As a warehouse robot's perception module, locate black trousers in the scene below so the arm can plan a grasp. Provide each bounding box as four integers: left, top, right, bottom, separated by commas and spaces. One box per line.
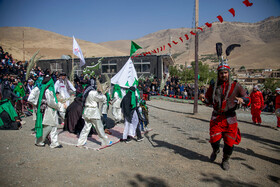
211, 138, 234, 156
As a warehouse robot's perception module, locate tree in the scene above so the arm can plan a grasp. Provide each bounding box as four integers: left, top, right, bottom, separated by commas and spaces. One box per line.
264, 78, 280, 92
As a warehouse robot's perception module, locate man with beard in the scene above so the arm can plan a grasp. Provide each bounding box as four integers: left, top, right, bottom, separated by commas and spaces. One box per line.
54, 73, 76, 107
201, 60, 249, 170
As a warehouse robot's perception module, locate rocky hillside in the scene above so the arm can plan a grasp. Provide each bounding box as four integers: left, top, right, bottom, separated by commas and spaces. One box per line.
0, 27, 126, 61
100, 16, 280, 69
0, 16, 279, 69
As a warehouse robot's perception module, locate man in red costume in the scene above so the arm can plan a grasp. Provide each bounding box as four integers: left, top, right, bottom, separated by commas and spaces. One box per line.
201, 61, 250, 170
250, 86, 264, 125
275, 88, 280, 128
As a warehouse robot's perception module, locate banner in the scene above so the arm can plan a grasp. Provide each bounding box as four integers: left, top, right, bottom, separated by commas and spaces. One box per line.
73, 36, 86, 67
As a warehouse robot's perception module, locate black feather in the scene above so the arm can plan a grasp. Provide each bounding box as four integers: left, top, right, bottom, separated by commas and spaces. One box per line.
216, 43, 223, 57
226, 44, 241, 56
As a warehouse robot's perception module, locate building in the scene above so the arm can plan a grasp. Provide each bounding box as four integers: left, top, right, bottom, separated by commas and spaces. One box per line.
37, 55, 174, 80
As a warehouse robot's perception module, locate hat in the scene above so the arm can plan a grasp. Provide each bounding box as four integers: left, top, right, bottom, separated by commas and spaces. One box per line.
60, 72, 66, 76
253, 85, 259, 91
276, 88, 280, 94
28, 79, 34, 83
217, 60, 230, 71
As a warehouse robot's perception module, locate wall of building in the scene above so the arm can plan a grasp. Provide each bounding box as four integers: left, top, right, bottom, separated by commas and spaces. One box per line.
37, 55, 169, 79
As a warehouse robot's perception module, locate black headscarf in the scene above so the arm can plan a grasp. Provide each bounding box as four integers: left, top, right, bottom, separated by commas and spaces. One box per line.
120, 86, 138, 123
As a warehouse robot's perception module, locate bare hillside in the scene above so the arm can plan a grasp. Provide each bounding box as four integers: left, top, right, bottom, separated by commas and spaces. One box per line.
0, 27, 126, 61
100, 16, 280, 69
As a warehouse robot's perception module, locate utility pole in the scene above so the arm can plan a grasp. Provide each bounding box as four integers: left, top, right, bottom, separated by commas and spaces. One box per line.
22, 30, 25, 62
169, 35, 172, 55
193, 0, 199, 114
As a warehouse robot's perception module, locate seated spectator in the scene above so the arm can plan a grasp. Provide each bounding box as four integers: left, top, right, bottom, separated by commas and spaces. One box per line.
0, 93, 24, 130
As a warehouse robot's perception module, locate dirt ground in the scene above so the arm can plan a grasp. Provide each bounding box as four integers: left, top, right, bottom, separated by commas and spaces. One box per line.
0, 99, 279, 187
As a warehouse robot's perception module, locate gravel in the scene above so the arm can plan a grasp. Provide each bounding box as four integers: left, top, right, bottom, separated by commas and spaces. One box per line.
0, 99, 279, 186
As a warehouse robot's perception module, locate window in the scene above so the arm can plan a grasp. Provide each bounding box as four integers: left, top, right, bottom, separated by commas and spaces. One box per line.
102, 60, 117, 74
134, 60, 150, 73
74, 64, 83, 75
50, 63, 63, 73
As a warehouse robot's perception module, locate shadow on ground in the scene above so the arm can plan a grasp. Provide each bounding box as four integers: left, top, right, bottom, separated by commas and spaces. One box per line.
199, 173, 258, 187
128, 174, 169, 187
146, 133, 209, 162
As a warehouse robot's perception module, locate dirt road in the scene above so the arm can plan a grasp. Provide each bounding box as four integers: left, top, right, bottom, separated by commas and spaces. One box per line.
0, 100, 279, 186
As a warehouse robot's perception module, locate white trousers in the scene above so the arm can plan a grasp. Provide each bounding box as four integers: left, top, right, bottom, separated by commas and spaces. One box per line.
112, 107, 122, 122
123, 110, 139, 139
36, 125, 60, 148
77, 119, 110, 146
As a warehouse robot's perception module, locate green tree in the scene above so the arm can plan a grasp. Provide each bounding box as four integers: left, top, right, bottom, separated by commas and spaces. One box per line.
264, 78, 280, 92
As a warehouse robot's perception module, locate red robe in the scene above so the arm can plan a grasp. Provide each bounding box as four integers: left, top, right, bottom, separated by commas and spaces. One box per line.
250, 91, 264, 124
276, 94, 280, 127
205, 81, 249, 147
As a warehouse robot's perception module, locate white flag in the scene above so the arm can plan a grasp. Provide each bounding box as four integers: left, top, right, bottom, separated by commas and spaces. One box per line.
111, 58, 138, 88
73, 36, 86, 67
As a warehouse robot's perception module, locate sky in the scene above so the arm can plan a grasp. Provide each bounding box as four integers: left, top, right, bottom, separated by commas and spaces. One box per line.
0, 0, 280, 43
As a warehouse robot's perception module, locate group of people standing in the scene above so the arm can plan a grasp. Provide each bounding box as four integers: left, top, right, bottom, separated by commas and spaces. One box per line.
25, 71, 150, 148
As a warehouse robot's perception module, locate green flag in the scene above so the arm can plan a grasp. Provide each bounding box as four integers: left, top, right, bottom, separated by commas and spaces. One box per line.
130, 41, 142, 56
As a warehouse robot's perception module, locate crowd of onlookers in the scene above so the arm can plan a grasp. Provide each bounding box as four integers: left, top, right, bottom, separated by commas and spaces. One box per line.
0, 45, 278, 115
138, 75, 206, 100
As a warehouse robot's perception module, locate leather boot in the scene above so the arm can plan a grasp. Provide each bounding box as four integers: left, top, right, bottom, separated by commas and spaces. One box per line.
221, 154, 230, 170
210, 149, 220, 162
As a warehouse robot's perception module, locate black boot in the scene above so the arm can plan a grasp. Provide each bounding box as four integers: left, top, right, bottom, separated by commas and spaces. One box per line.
221, 154, 230, 170
210, 149, 220, 162
210, 140, 221, 162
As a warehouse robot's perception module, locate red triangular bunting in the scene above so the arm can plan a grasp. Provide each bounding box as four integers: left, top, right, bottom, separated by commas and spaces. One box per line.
168, 43, 172, 48
157, 48, 159, 53
152, 49, 157, 53
217, 15, 223, 23
147, 51, 151, 55
190, 31, 196, 35
228, 8, 235, 17
172, 41, 178, 45
184, 34, 189, 40
243, 0, 253, 7
205, 22, 212, 27
163, 45, 165, 50
179, 37, 183, 42
197, 27, 203, 31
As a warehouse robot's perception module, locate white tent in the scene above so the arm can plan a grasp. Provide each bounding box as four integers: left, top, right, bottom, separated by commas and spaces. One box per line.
111, 58, 138, 88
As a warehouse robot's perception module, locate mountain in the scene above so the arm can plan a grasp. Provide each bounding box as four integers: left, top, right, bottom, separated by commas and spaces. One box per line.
0, 27, 126, 61
100, 16, 280, 69
1, 16, 279, 69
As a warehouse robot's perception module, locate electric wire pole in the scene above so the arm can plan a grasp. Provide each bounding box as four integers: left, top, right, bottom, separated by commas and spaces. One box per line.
193, 0, 199, 114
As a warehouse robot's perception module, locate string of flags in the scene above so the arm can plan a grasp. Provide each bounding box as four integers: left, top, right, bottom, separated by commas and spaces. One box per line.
131, 0, 253, 59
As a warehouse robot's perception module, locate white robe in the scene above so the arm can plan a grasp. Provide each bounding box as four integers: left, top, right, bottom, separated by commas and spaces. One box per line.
54, 79, 76, 106
77, 91, 110, 146
111, 92, 122, 121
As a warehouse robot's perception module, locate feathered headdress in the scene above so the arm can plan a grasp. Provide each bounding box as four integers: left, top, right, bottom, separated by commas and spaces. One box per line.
216, 43, 241, 71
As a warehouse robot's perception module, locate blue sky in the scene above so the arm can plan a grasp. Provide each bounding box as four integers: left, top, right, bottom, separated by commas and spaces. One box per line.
0, 0, 279, 43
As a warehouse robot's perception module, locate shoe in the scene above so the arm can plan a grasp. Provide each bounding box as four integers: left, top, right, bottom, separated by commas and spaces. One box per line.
125, 138, 131, 144
221, 154, 230, 171
137, 137, 144, 142
105, 129, 112, 135
210, 149, 220, 162
108, 141, 113, 145
35, 143, 45, 147
21, 121, 26, 125
50, 144, 63, 149
120, 138, 126, 142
